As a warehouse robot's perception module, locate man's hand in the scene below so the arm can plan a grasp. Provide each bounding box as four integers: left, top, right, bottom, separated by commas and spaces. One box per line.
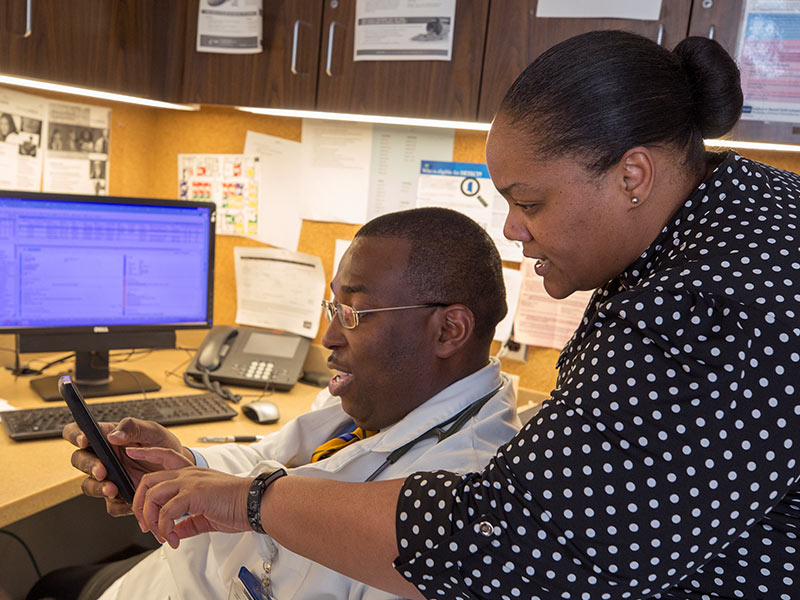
129, 447, 252, 549
63, 417, 194, 516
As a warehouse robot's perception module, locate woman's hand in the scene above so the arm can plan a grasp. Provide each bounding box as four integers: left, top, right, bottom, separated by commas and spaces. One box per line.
129, 447, 252, 548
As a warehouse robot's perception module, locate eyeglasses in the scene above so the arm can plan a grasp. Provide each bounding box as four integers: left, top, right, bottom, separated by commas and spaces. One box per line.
321, 299, 446, 330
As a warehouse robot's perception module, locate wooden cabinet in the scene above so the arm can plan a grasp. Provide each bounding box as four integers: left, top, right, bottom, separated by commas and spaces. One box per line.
689, 0, 800, 145
180, 0, 322, 108
0, 0, 187, 101
477, 0, 693, 121
315, 0, 489, 121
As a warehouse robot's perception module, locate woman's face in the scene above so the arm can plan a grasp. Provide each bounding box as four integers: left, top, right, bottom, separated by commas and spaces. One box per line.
486, 116, 641, 299
0, 116, 11, 136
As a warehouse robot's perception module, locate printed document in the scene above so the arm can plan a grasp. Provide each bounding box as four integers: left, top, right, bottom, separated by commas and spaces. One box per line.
354, 0, 456, 61
234, 247, 325, 338
0, 87, 45, 192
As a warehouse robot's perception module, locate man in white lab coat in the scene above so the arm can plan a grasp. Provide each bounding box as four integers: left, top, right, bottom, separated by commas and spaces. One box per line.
60, 207, 521, 600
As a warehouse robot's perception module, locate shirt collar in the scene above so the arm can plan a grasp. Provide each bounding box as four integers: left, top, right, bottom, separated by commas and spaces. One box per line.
615, 150, 738, 292
368, 356, 506, 452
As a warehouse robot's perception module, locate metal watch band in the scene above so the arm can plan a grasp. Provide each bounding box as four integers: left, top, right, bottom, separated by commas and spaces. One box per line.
247, 468, 287, 534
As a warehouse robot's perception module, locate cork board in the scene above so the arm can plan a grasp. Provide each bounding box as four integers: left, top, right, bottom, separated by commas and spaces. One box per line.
55, 92, 800, 394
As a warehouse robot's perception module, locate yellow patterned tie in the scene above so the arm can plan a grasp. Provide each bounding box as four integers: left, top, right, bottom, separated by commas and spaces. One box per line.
310, 424, 378, 462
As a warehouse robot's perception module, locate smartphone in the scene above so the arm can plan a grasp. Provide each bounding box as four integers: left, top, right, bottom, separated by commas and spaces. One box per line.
58, 375, 136, 504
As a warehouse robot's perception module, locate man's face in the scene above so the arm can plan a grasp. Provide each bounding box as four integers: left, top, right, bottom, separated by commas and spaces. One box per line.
322, 236, 440, 430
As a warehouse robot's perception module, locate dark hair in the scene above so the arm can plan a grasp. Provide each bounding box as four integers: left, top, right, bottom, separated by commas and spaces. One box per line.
355, 207, 507, 342
497, 30, 743, 173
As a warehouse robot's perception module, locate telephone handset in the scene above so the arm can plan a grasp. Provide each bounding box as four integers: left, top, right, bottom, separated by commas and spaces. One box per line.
185, 325, 311, 395
195, 325, 239, 371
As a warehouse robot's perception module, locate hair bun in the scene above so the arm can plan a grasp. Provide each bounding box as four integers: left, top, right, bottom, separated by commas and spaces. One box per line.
673, 36, 743, 139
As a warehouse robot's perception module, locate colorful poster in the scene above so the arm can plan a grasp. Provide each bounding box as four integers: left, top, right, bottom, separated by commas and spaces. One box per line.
178, 154, 260, 236
737, 0, 800, 123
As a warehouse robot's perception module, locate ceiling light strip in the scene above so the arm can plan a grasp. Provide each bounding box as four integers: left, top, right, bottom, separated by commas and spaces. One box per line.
0, 74, 199, 111
705, 138, 800, 153
236, 105, 492, 131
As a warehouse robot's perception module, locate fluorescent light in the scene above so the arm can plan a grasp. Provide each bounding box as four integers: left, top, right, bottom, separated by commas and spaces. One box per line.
705, 138, 800, 153
236, 105, 492, 131
0, 74, 199, 111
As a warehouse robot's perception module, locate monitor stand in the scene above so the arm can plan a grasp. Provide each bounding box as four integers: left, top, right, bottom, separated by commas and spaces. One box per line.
30, 350, 161, 401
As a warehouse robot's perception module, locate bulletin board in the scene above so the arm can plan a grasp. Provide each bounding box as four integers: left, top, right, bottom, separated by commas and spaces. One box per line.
49, 93, 800, 395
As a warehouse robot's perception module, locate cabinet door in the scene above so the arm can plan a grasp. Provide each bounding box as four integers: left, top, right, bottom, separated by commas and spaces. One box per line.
0, 0, 187, 101
690, 0, 800, 145
478, 0, 693, 121
181, 0, 322, 108
315, 0, 488, 121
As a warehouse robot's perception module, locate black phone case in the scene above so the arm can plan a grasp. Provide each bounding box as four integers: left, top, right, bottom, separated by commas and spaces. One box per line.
58, 376, 136, 504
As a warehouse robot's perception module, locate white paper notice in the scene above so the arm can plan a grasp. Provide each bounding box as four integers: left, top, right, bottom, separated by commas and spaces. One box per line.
329, 238, 353, 300
299, 119, 373, 224
737, 0, 800, 123
0, 87, 46, 191
354, 0, 456, 61
43, 101, 110, 196
536, 0, 662, 20
367, 124, 454, 221
197, 0, 263, 54
244, 131, 303, 250
178, 154, 261, 236
416, 161, 522, 262
513, 258, 593, 350
234, 247, 325, 338
494, 267, 523, 343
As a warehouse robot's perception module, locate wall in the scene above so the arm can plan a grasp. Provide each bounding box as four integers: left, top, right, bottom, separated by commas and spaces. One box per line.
36, 90, 800, 396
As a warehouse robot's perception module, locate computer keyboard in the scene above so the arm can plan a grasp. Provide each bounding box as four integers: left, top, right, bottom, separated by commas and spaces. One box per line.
1, 393, 238, 441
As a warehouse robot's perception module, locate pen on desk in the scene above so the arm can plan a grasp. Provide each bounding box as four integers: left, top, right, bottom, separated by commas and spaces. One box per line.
198, 435, 266, 443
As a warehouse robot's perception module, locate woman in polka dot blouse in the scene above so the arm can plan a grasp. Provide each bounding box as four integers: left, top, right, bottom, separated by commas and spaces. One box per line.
133, 31, 800, 600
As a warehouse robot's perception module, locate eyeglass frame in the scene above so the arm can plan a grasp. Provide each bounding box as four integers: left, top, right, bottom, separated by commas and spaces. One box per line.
321, 299, 448, 329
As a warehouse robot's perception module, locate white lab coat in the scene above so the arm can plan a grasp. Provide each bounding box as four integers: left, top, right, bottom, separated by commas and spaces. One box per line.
104, 357, 520, 599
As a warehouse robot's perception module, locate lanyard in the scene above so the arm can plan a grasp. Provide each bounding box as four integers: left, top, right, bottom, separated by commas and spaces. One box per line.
364, 381, 504, 482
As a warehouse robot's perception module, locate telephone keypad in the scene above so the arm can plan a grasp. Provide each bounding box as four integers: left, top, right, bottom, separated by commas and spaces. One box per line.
245, 360, 275, 381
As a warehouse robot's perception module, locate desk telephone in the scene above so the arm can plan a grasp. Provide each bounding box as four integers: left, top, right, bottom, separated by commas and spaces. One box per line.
185, 326, 311, 392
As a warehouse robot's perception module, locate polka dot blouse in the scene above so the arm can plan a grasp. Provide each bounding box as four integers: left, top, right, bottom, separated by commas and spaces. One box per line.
394, 152, 800, 599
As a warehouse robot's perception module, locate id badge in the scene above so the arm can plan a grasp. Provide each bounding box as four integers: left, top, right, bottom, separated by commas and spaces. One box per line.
228, 566, 273, 600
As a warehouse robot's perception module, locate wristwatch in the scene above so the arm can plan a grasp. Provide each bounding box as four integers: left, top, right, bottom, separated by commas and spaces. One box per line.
247, 467, 287, 534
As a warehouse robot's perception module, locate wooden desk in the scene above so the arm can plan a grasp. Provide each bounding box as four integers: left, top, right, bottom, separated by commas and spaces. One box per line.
0, 349, 322, 528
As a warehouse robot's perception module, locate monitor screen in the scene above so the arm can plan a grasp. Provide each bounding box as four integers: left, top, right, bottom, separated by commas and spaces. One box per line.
0, 190, 216, 400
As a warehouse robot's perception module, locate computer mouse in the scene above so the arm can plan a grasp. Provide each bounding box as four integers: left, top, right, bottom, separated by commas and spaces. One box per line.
241, 400, 280, 424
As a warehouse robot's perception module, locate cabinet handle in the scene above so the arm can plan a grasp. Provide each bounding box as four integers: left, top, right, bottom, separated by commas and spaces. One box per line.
291, 19, 310, 75
708, 25, 716, 40
656, 23, 664, 46
325, 21, 342, 77
9, 0, 33, 37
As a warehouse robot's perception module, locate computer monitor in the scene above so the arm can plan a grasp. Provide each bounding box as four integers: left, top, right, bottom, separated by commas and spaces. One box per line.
0, 190, 215, 401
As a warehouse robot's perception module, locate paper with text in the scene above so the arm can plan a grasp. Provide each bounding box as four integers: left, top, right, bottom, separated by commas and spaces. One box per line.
234, 247, 325, 338
495, 267, 523, 343
0, 87, 46, 192
354, 0, 456, 61
366, 124, 454, 221
513, 258, 593, 350
43, 100, 110, 196
536, 0, 662, 20
197, 0, 263, 54
244, 131, 303, 250
736, 0, 800, 123
299, 119, 373, 224
415, 161, 522, 262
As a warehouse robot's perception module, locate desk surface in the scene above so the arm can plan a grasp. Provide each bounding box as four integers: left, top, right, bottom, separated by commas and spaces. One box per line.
0, 349, 322, 528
